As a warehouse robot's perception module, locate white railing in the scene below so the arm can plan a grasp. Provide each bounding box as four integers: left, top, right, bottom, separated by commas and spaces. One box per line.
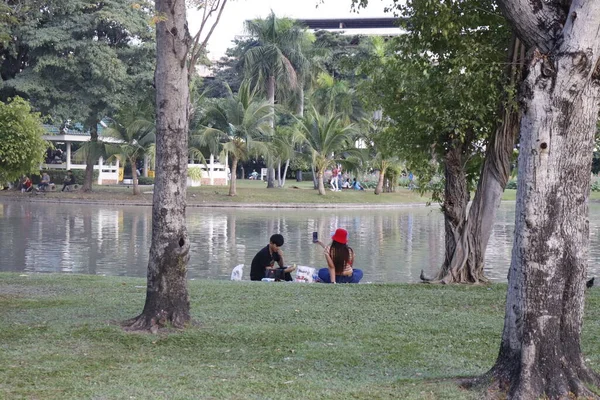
188, 162, 230, 187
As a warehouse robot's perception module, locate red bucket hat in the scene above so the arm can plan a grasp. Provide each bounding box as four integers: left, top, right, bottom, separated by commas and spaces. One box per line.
331, 228, 348, 245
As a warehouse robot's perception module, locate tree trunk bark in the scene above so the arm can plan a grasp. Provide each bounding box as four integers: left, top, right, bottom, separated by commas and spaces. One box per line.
131, 156, 140, 196
228, 156, 238, 196
277, 160, 282, 187
296, 170, 302, 182
374, 167, 386, 195
82, 119, 99, 192
317, 171, 326, 195
312, 165, 318, 189
437, 142, 470, 281
281, 159, 289, 187
297, 86, 305, 117
484, 1, 600, 397
266, 167, 275, 188
267, 74, 275, 128
124, 0, 191, 332
435, 36, 525, 284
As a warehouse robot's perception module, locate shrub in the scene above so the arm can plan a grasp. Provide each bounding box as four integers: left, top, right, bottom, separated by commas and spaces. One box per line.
137, 176, 155, 185
506, 179, 517, 190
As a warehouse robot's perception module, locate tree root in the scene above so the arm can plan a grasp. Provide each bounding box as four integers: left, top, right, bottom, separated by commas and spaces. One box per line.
122, 310, 189, 333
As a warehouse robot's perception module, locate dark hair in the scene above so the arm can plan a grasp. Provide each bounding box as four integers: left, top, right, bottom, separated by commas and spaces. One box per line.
330, 241, 352, 274
270, 234, 284, 247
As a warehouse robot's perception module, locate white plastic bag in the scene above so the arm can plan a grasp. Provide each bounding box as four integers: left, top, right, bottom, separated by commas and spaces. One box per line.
294, 266, 315, 283
230, 264, 244, 281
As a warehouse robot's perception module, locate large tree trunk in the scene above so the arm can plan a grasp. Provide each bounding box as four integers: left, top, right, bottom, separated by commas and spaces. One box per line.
435, 36, 525, 284
438, 142, 470, 278
484, 1, 600, 397
228, 156, 238, 196
124, 0, 191, 332
82, 118, 99, 192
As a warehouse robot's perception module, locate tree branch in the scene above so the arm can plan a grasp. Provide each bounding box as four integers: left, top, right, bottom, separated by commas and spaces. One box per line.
497, 0, 570, 53
188, 0, 228, 81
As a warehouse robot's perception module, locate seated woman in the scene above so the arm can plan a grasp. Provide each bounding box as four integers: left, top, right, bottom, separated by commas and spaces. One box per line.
352, 178, 364, 190
314, 228, 363, 284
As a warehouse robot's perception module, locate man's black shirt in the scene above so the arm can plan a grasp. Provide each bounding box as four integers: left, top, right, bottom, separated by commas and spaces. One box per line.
250, 245, 280, 281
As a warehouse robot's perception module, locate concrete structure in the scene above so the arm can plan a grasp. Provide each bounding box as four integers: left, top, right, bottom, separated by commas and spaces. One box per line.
41, 124, 230, 186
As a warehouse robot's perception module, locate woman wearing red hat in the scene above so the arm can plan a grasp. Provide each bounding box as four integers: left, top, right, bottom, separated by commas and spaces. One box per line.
314, 228, 363, 283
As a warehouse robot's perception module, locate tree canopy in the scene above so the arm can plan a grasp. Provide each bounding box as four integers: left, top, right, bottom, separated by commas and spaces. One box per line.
0, 97, 47, 183
1, 0, 155, 125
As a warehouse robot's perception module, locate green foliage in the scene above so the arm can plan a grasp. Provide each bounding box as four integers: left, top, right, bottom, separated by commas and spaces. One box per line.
0, 97, 48, 183
358, 0, 512, 200
244, 12, 311, 108
196, 80, 273, 164
204, 38, 260, 98
31, 169, 97, 185
188, 167, 203, 181
1, 0, 155, 128
136, 176, 154, 185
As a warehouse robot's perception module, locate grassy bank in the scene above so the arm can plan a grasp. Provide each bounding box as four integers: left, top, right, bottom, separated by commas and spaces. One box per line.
2, 273, 600, 399
0, 180, 431, 206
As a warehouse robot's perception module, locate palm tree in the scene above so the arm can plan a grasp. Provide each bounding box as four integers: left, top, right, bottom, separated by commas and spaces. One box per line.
272, 124, 303, 188
244, 11, 310, 188
310, 72, 364, 124
103, 103, 156, 195
196, 80, 273, 196
295, 108, 359, 195
358, 118, 405, 195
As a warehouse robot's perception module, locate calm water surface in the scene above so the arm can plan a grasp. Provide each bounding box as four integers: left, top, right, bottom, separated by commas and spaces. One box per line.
2, 200, 600, 283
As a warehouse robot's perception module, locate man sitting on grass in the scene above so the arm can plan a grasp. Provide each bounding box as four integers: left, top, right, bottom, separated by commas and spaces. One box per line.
61, 170, 76, 192
250, 234, 295, 281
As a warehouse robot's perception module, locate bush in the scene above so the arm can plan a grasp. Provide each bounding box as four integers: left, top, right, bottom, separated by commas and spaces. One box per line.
506, 179, 517, 190
137, 176, 155, 185
30, 169, 98, 185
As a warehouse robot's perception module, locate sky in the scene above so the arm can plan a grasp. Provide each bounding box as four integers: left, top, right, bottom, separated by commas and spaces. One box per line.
188, 0, 393, 60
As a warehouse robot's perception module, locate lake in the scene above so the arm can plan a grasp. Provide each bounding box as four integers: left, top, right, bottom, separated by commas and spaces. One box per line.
1, 200, 599, 283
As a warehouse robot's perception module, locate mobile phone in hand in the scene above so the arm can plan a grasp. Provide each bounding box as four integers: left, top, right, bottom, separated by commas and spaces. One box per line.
312, 231, 318, 243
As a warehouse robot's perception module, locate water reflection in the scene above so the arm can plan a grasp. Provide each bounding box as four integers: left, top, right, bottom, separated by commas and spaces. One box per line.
1, 201, 599, 283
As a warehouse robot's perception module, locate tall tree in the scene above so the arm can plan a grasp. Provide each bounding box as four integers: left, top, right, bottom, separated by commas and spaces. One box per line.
482, 1, 600, 397
244, 11, 310, 188
296, 108, 359, 195
124, 0, 191, 330
103, 102, 155, 195
436, 35, 525, 283
123, 0, 229, 332
197, 81, 272, 196
357, 0, 512, 283
1, 0, 156, 192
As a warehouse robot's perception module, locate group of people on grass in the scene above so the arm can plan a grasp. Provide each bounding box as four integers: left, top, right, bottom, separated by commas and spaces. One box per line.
329, 166, 365, 191
250, 229, 363, 284
18, 170, 76, 193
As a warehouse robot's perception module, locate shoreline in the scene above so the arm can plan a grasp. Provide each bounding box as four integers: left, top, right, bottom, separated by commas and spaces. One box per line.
0, 192, 431, 209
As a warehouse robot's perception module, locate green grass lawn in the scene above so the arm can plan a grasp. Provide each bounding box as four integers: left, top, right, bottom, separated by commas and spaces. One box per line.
2, 273, 600, 399
0, 180, 524, 206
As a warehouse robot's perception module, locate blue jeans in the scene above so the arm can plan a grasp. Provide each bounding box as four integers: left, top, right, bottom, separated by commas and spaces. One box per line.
317, 268, 363, 283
